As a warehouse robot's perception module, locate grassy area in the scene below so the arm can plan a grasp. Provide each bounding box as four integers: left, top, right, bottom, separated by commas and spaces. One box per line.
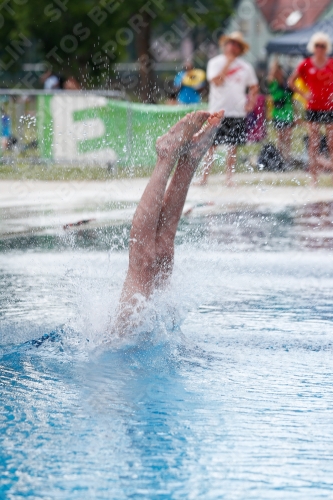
233, 172, 333, 188
1, 123, 332, 185
1, 162, 332, 187
0, 161, 153, 181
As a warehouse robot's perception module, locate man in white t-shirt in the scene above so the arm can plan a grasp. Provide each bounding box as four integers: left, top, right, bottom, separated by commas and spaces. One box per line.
199, 32, 258, 186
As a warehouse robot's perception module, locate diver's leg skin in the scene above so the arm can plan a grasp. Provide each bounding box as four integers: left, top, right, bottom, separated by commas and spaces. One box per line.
120, 111, 210, 304
155, 111, 224, 284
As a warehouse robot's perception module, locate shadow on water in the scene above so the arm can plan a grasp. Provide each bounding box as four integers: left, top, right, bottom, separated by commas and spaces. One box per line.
0, 223, 132, 252
181, 201, 333, 252
1, 201, 333, 252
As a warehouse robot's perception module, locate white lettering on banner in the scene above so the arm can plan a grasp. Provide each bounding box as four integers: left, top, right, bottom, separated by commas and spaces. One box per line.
50, 96, 117, 163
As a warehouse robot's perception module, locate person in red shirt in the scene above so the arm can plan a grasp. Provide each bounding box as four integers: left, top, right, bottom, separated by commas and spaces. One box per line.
289, 32, 333, 185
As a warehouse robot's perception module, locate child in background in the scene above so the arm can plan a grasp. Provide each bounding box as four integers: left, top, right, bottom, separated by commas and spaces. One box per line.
246, 91, 266, 143
1, 111, 11, 150
267, 61, 294, 163
174, 62, 206, 105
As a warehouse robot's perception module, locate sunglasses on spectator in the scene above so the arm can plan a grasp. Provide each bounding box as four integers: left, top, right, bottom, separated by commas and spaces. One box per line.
315, 43, 327, 49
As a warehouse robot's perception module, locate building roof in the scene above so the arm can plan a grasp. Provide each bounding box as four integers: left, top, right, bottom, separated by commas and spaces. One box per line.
256, 0, 332, 32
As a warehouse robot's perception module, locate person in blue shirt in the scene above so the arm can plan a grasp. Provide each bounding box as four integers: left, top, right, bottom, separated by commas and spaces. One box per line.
174, 62, 206, 105
1, 111, 11, 150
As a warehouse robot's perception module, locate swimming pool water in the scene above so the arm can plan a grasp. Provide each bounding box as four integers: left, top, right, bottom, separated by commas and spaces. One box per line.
1, 204, 333, 499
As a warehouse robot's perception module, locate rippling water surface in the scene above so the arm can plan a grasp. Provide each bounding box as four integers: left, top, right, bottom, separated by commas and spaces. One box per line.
1, 203, 333, 499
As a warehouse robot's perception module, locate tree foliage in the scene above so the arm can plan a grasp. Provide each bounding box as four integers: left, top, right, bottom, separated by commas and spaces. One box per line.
0, 0, 233, 91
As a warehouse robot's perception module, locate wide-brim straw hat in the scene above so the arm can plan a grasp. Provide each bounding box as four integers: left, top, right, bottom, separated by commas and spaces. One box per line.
219, 31, 250, 54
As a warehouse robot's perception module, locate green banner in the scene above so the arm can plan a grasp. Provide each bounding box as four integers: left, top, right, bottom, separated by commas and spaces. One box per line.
37, 96, 205, 167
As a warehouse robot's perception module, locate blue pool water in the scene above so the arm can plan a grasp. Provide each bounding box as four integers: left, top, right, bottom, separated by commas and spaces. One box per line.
1, 204, 333, 499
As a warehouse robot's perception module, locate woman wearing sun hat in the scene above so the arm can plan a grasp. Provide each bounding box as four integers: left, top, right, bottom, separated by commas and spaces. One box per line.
199, 31, 258, 186
289, 32, 333, 185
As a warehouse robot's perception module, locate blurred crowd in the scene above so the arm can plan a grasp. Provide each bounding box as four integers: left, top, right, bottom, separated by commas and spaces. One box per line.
0, 71, 81, 154
170, 31, 333, 186
2, 28, 333, 188
40, 71, 81, 90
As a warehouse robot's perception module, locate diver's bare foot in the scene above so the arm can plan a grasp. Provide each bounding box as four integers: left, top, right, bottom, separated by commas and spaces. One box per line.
184, 111, 224, 167
156, 110, 210, 161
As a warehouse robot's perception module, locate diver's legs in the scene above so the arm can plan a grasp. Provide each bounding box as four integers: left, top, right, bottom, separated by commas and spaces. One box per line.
120, 111, 210, 303
154, 111, 224, 284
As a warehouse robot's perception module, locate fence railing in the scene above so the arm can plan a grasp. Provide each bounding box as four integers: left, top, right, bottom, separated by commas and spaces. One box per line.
0, 89, 126, 96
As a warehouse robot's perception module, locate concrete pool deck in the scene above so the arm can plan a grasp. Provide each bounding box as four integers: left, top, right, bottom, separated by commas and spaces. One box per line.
1, 173, 333, 236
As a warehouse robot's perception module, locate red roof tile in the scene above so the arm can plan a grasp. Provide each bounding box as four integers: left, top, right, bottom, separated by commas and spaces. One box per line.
256, 0, 332, 31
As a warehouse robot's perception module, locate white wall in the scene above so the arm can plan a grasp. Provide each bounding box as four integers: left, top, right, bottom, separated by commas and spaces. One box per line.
225, 0, 272, 65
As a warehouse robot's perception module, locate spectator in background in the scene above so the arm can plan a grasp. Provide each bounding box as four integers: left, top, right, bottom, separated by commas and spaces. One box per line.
63, 76, 81, 90
288, 32, 333, 185
199, 31, 258, 186
1, 110, 18, 151
40, 70, 60, 90
267, 60, 294, 163
1, 110, 11, 150
174, 62, 206, 105
246, 92, 266, 144
165, 89, 178, 106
